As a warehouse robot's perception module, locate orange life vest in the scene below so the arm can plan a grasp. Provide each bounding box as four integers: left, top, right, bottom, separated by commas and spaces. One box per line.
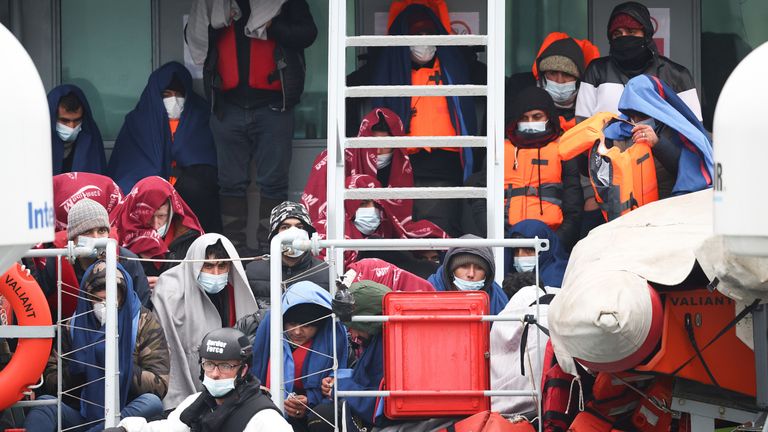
216, 25, 281, 92
406, 59, 459, 154
559, 113, 658, 221
504, 138, 564, 230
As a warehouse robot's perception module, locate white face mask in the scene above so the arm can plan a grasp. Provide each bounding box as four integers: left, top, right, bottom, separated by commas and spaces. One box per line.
354, 207, 381, 235
156, 222, 170, 238
410, 45, 436, 65
513, 256, 537, 273
56, 122, 82, 143
92, 301, 107, 326
376, 152, 393, 169
517, 120, 548, 134
453, 276, 485, 291
202, 375, 236, 398
543, 80, 577, 106
163, 96, 185, 119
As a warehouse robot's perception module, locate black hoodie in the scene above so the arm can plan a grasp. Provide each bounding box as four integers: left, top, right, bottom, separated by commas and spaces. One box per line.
575, 1, 701, 122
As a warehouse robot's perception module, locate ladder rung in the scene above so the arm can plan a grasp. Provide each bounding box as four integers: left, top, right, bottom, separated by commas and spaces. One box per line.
346, 35, 488, 47
345, 187, 486, 200
346, 85, 487, 98
346, 136, 487, 149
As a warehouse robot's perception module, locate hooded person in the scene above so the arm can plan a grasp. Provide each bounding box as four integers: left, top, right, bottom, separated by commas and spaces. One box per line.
506, 32, 600, 132
246, 201, 329, 307
108, 62, 221, 233
427, 234, 509, 315
33, 198, 151, 320
575, 1, 702, 122
602, 74, 714, 199
25, 261, 168, 432
309, 280, 391, 432
116, 176, 204, 280
117, 328, 292, 432
505, 219, 570, 288
47, 84, 106, 175
53, 172, 123, 233
251, 281, 348, 429
152, 233, 261, 409
504, 87, 583, 251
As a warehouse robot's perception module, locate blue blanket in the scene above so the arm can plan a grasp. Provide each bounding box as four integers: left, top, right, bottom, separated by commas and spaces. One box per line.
603, 74, 714, 195
108, 61, 216, 192
47, 85, 106, 175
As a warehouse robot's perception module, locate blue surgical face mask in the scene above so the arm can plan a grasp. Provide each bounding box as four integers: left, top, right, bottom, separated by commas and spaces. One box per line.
56, 122, 82, 143
453, 276, 485, 291
514, 256, 537, 273
517, 120, 548, 134
354, 207, 381, 235
202, 375, 236, 398
543, 80, 577, 106
197, 272, 229, 294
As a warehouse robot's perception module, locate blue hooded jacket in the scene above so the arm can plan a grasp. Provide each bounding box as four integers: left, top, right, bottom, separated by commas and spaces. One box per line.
371, 4, 477, 181
47, 85, 106, 175
69, 262, 140, 422
108, 61, 217, 193
251, 281, 348, 408
603, 74, 713, 195
505, 219, 569, 288
335, 333, 385, 424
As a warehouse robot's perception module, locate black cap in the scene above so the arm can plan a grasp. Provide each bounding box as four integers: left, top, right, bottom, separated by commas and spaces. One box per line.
198, 328, 252, 363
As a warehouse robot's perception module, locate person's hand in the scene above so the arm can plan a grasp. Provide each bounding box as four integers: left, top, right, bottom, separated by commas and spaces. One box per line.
631, 124, 658, 147
284, 394, 308, 418
321, 377, 335, 398
147, 276, 158, 289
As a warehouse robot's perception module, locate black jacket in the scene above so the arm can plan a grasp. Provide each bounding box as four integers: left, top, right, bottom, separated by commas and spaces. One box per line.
205, 0, 317, 111
245, 252, 329, 306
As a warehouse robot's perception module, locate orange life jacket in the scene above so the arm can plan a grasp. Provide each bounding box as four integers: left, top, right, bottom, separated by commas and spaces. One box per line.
504, 138, 563, 230
406, 59, 459, 154
216, 25, 281, 92
559, 113, 658, 221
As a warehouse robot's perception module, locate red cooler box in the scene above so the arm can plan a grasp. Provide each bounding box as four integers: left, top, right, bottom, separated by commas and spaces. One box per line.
383, 291, 490, 418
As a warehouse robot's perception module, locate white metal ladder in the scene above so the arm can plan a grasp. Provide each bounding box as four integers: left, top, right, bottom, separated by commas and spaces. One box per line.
325, 0, 506, 283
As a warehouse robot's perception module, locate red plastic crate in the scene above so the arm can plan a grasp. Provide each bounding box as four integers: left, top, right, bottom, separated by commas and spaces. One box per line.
383, 291, 490, 418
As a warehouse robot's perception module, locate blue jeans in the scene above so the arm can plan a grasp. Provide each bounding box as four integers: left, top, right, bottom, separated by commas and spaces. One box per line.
210, 102, 295, 199
24, 394, 163, 432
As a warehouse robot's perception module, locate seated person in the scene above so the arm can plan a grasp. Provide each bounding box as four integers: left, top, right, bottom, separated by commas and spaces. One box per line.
251, 281, 348, 431
25, 261, 168, 432
602, 74, 713, 200
33, 198, 150, 319
427, 235, 508, 315
505, 219, 570, 288
108, 61, 220, 233
504, 87, 583, 251
246, 201, 329, 307
152, 233, 261, 409
117, 328, 292, 431
47, 85, 106, 175
53, 172, 123, 235
309, 280, 391, 432
116, 176, 204, 284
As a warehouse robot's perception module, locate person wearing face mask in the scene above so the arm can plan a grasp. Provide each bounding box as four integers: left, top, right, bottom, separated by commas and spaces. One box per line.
47, 85, 106, 175
504, 87, 583, 251
152, 233, 260, 409
309, 280, 390, 432
25, 261, 168, 432
116, 176, 204, 284
427, 235, 509, 315
32, 198, 151, 320
246, 201, 329, 307
116, 328, 292, 432
366, 1, 485, 238
250, 281, 348, 431
505, 219, 569, 288
109, 62, 221, 234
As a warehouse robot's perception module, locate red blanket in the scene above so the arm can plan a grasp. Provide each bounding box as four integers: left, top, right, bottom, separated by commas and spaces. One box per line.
53, 172, 123, 231
348, 258, 435, 292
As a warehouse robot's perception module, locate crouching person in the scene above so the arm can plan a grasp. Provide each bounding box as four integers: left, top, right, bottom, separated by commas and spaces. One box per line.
25, 261, 168, 432
308, 281, 391, 432
116, 328, 292, 431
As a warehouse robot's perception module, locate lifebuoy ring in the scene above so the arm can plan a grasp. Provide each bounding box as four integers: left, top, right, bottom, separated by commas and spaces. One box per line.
0, 263, 53, 411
